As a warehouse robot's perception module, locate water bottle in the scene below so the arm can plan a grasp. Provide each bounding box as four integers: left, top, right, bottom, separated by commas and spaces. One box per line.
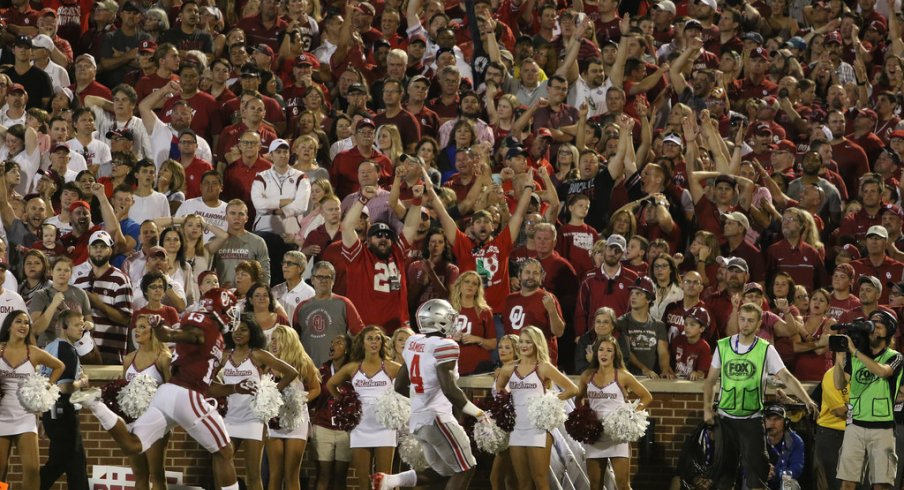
781, 470, 793, 490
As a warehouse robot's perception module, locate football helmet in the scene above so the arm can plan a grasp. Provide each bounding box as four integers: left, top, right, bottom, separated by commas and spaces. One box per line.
416, 299, 459, 336
202, 288, 240, 332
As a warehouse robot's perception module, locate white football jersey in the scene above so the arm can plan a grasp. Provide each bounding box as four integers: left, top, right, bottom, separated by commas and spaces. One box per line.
403, 333, 459, 430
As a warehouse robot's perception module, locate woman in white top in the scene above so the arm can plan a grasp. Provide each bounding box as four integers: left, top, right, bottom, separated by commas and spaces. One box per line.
0, 310, 64, 490
122, 314, 172, 490
495, 326, 578, 490
576, 336, 652, 490
327, 326, 401, 488
217, 316, 297, 490
266, 325, 322, 490
491, 334, 520, 490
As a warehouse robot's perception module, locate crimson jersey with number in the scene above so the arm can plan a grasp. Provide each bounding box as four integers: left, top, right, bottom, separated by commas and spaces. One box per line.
453, 306, 494, 375
502, 289, 562, 365
170, 310, 225, 393
341, 236, 411, 334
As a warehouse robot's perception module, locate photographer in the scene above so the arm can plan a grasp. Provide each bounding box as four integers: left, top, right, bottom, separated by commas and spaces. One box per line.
703, 302, 817, 490
833, 309, 904, 490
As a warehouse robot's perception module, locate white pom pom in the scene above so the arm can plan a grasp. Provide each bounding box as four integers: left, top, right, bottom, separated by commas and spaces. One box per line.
374, 390, 410, 431
398, 433, 429, 471
117, 374, 159, 419
527, 391, 567, 431
278, 386, 309, 431
474, 417, 509, 454
17, 373, 60, 413
251, 375, 284, 422
601, 400, 650, 443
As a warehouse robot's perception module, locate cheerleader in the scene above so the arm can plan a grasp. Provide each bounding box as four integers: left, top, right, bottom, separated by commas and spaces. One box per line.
576, 336, 653, 490
0, 310, 64, 490
495, 326, 578, 490
326, 326, 401, 487
266, 325, 322, 490
312, 334, 352, 490
218, 316, 298, 490
491, 334, 519, 490
122, 314, 172, 490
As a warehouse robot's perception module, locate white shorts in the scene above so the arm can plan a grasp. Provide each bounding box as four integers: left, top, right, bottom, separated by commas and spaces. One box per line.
131, 384, 230, 454
412, 415, 476, 477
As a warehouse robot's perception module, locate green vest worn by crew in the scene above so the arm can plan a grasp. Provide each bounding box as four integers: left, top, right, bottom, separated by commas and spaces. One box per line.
850, 348, 903, 424
717, 336, 770, 417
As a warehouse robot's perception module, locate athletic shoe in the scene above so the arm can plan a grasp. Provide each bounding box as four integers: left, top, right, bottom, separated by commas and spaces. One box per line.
371, 473, 393, 490
69, 387, 101, 409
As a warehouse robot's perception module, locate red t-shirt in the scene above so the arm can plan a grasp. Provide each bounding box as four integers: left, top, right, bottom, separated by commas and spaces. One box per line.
502, 289, 563, 365
671, 336, 711, 379
453, 306, 494, 375
451, 228, 514, 312
341, 236, 411, 334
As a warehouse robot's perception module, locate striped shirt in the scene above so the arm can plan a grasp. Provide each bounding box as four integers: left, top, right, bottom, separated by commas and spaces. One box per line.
73, 265, 132, 362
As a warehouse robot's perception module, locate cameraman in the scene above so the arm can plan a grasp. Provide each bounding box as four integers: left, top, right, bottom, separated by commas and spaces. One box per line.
833, 309, 904, 490
764, 405, 804, 490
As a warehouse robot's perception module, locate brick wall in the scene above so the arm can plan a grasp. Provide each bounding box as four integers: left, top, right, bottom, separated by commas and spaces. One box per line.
7, 373, 752, 489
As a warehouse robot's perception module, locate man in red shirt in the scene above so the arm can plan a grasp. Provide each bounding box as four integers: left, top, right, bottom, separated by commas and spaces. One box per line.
766, 207, 826, 290
330, 118, 393, 199
222, 130, 271, 228
574, 234, 638, 339
838, 175, 886, 245
427, 172, 533, 313
852, 225, 904, 305
340, 185, 421, 334
502, 258, 565, 365
135, 43, 180, 103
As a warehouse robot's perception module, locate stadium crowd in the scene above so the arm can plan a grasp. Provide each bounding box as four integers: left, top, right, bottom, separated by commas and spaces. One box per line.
0, 0, 903, 487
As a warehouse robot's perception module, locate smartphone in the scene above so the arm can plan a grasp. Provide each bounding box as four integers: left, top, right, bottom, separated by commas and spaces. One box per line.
829, 335, 848, 353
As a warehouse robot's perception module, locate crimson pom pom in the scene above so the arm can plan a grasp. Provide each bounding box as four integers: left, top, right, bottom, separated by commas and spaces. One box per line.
101, 379, 134, 423
485, 392, 515, 433
330, 386, 362, 431
565, 403, 603, 444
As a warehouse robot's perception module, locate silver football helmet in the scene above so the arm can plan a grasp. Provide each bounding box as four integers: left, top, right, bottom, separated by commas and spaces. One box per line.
416, 299, 459, 336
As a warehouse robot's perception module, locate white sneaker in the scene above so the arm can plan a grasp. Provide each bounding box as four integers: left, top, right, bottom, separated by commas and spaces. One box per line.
69, 387, 101, 409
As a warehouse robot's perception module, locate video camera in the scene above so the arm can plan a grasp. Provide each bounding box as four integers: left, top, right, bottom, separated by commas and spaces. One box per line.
829, 319, 873, 353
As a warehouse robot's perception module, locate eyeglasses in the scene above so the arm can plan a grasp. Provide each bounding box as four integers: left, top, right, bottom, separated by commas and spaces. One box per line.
312, 275, 334, 281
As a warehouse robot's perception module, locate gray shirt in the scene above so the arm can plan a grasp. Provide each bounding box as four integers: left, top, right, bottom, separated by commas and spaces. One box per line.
29, 285, 91, 347
616, 312, 667, 376
212, 232, 270, 286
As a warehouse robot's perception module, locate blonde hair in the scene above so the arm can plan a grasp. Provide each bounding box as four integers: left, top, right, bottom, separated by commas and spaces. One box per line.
519, 325, 550, 364
270, 325, 320, 387
376, 124, 404, 164
449, 271, 491, 315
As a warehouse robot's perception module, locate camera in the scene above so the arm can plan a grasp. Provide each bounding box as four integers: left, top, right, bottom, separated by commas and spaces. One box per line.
830, 320, 874, 353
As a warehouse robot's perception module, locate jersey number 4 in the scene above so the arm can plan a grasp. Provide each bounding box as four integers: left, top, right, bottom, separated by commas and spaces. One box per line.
410, 354, 425, 394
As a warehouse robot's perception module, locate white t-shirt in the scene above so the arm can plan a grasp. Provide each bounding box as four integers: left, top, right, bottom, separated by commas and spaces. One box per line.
129, 191, 171, 224
174, 198, 227, 243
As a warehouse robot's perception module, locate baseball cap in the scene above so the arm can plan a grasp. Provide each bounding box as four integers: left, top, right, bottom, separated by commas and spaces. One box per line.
148, 245, 167, 258
356, 118, 376, 130
606, 234, 627, 251
685, 306, 711, 328
859, 274, 883, 292
506, 147, 529, 159
89, 230, 114, 247
268, 139, 290, 153
662, 133, 683, 147
867, 225, 889, 239
629, 276, 656, 297
32, 34, 54, 51
367, 222, 396, 239
138, 40, 157, 54
724, 211, 750, 230
653, 0, 676, 14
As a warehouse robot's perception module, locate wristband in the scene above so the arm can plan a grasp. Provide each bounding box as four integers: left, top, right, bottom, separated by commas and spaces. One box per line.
462, 401, 482, 417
